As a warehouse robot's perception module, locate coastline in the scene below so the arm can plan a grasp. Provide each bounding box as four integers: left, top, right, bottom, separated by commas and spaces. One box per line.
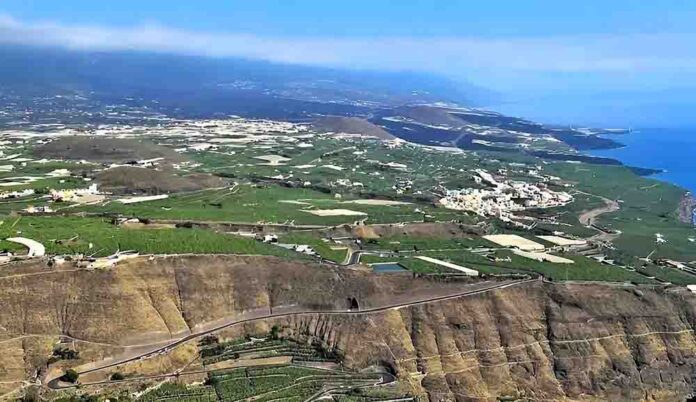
587, 128, 694, 192
678, 193, 696, 225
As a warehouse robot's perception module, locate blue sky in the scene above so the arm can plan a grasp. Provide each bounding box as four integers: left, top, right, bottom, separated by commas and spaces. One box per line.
1, 1, 695, 125
3, 0, 696, 37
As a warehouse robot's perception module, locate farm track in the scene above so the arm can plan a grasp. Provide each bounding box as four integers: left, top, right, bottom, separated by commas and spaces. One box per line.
576, 191, 621, 242
577, 191, 619, 227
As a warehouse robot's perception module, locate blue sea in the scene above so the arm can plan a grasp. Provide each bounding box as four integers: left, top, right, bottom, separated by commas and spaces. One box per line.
589, 128, 696, 193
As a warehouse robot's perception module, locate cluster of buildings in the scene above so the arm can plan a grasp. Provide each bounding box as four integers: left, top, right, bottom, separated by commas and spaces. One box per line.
50, 183, 102, 203
334, 179, 364, 188
21, 184, 104, 214
258, 234, 318, 256
0, 188, 34, 199
440, 169, 573, 222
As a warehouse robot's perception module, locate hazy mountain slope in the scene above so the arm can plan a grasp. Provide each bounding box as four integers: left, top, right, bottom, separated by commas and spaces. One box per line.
312, 116, 396, 139
371, 105, 624, 151
0, 45, 490, 108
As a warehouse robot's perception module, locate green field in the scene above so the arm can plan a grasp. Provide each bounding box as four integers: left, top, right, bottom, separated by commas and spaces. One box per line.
0, 215, 294, 258
72, 185, 470, 226
131, 333, 397, 402
278, 233, 348, 263
2, 132, 694, 285
362, 247, 659, 283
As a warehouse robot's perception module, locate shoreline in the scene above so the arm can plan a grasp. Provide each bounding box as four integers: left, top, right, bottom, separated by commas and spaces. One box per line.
678, 193, 696, 225
587, 127, 695, 193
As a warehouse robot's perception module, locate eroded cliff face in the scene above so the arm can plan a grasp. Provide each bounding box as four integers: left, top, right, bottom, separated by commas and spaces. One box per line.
1, 256, 696, 401
278, 283, 696, 401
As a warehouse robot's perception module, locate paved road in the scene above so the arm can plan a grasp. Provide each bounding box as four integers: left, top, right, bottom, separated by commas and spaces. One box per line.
47, 278, 536, 388
5, 237, 46, 257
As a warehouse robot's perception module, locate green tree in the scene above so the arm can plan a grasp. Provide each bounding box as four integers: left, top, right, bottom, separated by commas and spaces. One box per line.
270, 325, 280, 340
61, 368, 79, 383
110, 372, 125, 381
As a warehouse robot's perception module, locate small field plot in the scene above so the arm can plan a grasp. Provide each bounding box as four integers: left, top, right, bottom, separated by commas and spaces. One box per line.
200, 336, 339, 366
636, 263, 696, 285
361, 235, 489, 253
431, 249, 657, 283
360, 254, 489, 275
278, 233, 348, 263
138, 383, 217, 402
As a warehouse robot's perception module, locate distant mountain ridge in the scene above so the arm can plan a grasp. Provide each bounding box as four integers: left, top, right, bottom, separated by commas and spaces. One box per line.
0, 44, 628, 166
0, 45, 494, 109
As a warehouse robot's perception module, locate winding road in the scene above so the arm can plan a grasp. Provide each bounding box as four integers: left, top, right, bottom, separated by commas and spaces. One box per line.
578, 194, 619, 227
46, 278, 536, 389
576, 191, 621, 242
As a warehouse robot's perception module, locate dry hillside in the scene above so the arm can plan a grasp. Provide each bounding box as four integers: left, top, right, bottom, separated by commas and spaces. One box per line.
96, 166, 226, 194
312, 116, 395, 140
1, 256, 696, 401
33, 136, 186, 163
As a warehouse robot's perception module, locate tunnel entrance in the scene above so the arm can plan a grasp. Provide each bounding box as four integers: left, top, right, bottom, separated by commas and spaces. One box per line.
346, 297, 359, 311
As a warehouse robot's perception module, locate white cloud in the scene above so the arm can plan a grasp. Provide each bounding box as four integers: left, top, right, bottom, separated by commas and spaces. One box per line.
1, 14, 695, 80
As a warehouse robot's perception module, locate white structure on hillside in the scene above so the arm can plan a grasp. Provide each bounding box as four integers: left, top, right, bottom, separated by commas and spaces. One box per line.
440, 169, 572, 221
6, 237, 45, 257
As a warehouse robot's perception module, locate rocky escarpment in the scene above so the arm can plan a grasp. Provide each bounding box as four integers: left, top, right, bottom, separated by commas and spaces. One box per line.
277, 283, 696, 401
1, 256, 696, 401
0, 254, 474, 394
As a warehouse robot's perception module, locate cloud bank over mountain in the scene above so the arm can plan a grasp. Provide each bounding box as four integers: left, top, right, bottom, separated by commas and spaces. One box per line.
1, 13, 694, 90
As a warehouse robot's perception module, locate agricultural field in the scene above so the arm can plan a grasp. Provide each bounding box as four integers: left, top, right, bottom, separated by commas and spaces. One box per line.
71, 185, 469, 226
0, 215, 294, 257
0, 117, 694, 286
277, 232, 349, 263
136, 333, 399, 402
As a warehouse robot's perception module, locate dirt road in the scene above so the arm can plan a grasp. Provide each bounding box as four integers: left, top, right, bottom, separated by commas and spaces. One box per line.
578, 195, 619, 227
46, 278, 536, 388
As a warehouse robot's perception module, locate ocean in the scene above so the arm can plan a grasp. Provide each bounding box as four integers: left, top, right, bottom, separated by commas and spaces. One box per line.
589, 128, 696, 193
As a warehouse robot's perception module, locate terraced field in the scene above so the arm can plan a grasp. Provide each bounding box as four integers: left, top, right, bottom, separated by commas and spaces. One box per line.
135, 335, 398, 402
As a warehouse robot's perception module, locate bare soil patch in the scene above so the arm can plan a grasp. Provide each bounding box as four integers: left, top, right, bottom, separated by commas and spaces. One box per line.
97, 166, 226, 195
312, 116, 395, 140
33, 137, 186, 164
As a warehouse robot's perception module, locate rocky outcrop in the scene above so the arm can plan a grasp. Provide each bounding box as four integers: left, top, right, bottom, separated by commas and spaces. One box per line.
2, 256, 696, 401
679, 193, 696, 225
279, 283, 696, 401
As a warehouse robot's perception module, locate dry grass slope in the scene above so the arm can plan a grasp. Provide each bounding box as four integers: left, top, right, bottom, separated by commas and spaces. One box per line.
33, 136, 187, 163
312, 116, 396, 140
1, 257, 696, 401
97, 166, 226, 195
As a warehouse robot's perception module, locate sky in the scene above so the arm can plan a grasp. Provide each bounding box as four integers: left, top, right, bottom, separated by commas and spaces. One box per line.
1, 0, 695, 126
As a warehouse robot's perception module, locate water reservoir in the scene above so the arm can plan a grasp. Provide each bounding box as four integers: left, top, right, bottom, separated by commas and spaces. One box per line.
371, 262, 408, 273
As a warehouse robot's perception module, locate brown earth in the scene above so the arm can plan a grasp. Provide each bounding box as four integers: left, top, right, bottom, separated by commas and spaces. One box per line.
352, 222, 486, 239
33, 137, 186, 164
96, 166, 227, 195
276, 283, 696, 401
392, 105, 469, 129
323, 222, 485, 241
2, 256, 696, 401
